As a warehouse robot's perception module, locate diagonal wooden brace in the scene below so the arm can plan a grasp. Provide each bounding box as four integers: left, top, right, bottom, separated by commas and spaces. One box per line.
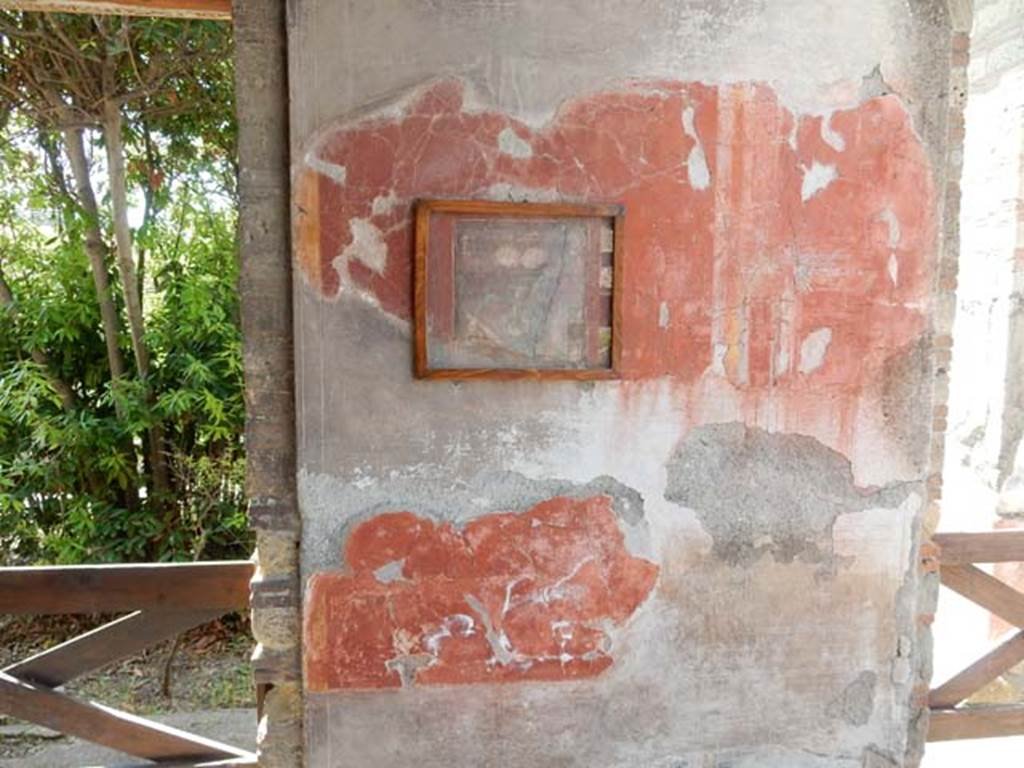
939, 564, 1024, 628
929, 630, 1024, 709
3, 609, 222, 688
0, 671, 254, 763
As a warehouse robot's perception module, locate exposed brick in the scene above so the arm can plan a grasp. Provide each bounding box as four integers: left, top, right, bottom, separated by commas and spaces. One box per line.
250, 500, 301, 533
235, 0, 301, 760
252, 644, 302, 684
251, 576, 300, 609
919, 541, 941, 574
256, 682, 303, 768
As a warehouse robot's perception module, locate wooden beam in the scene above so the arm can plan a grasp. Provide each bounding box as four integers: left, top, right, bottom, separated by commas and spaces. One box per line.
929, 704, 1024, 741
0, 561, 253, 615
940, 564, 1024, 629
0, 671, 254, 762
930, 630, 1024, 709
4, 609, 222, 687
0, 0, 230, 19
933, 532, 1024, 564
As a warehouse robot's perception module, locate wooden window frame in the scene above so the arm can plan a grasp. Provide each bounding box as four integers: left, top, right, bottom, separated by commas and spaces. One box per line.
414, 198, 625, 381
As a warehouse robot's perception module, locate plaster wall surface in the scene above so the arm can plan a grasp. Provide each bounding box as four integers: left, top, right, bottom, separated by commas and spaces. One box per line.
287, 2, 956, 766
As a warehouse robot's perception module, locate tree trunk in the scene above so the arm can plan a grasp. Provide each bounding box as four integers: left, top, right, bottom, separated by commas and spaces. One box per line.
62, 126, 126, 386
102, 99, 171, 501
61, 125, 141, 512
102, 100, 148, 377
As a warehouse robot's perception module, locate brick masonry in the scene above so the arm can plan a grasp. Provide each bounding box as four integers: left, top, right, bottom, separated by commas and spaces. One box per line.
233, 0, 302, 765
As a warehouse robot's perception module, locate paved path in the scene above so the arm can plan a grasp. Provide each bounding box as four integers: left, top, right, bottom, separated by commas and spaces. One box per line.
0, 709, 255, 768
4, 706, 1018, 766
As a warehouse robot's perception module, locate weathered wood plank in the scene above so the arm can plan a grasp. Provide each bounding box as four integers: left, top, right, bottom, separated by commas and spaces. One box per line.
940, 564, 1024, 628
0, 561, 253, 615
929, 630, 1024, 709
0, 672, 254, 761
934, 532, 1024, 564
929, 704, 1024, 741
0, 0, 230, 19
4, 609, 221, 687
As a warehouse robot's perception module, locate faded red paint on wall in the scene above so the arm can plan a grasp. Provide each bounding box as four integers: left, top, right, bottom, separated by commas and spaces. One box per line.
295, 79, 934, 396
304, 496, 658, 692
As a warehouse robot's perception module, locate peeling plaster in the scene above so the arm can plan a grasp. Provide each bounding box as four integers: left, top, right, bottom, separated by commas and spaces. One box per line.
888, 253, 900, 286
340, 218, 388, 275
304, 149, 347, 186
801, 161, 839, 201
371, 189, 399, 216
372, 559, 407, 584
827, 671, 878, 726
800, 327, 834, 374
879, 208, 902, 248
863, 748, 900, 768
681, 104, 711, 190
498, 126, 534, 158
664, 424, 911, 567
822, 112, 848, 152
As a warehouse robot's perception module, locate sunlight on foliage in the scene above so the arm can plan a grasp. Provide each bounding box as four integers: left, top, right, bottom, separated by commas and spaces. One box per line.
0, 14, 246, 564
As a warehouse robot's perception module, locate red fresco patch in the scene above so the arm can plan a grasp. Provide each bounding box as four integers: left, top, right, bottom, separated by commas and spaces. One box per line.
296, 79, 935, 394
303, 496, 659, 692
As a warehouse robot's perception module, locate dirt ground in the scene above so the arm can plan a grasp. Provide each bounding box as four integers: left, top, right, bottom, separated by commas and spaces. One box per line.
0, 613, 254, 762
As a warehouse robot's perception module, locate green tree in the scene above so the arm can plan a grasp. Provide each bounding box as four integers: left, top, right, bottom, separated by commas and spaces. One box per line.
0, 12, 246, 564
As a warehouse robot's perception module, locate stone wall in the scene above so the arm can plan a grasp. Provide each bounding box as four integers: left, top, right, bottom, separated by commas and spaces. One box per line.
282, 2, 961, 766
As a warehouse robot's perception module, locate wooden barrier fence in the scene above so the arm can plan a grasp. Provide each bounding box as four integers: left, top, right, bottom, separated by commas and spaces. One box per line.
928, 531, 1024, 741
0, 561, 256, 766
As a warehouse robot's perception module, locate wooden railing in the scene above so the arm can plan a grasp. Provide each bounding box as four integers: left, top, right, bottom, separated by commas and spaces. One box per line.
0, 561, 257, 766
928, 531, 1024, 741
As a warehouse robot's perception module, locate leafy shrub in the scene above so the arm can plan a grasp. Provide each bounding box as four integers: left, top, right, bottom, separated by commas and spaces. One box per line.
0, 15, 246, 564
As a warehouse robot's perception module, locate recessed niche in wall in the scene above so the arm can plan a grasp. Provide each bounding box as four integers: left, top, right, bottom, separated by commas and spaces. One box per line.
414, 199, 623, 380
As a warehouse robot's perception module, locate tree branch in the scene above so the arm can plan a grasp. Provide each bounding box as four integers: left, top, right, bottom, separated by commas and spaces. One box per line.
62, 124, 127, 386
103, 97, 171, 500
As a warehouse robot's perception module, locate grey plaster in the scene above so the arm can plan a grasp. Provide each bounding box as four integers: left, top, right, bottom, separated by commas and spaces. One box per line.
300, 466, 650, 573
289, 0, 953, 172
877, 337, 934, 479
665, 424, 911, 567
294, 290, 586, 478
863, 746, 901, 767
828, 671, 880, 727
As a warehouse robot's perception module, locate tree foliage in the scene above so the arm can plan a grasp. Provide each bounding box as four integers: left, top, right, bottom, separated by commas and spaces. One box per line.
0, 12, 246, 564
